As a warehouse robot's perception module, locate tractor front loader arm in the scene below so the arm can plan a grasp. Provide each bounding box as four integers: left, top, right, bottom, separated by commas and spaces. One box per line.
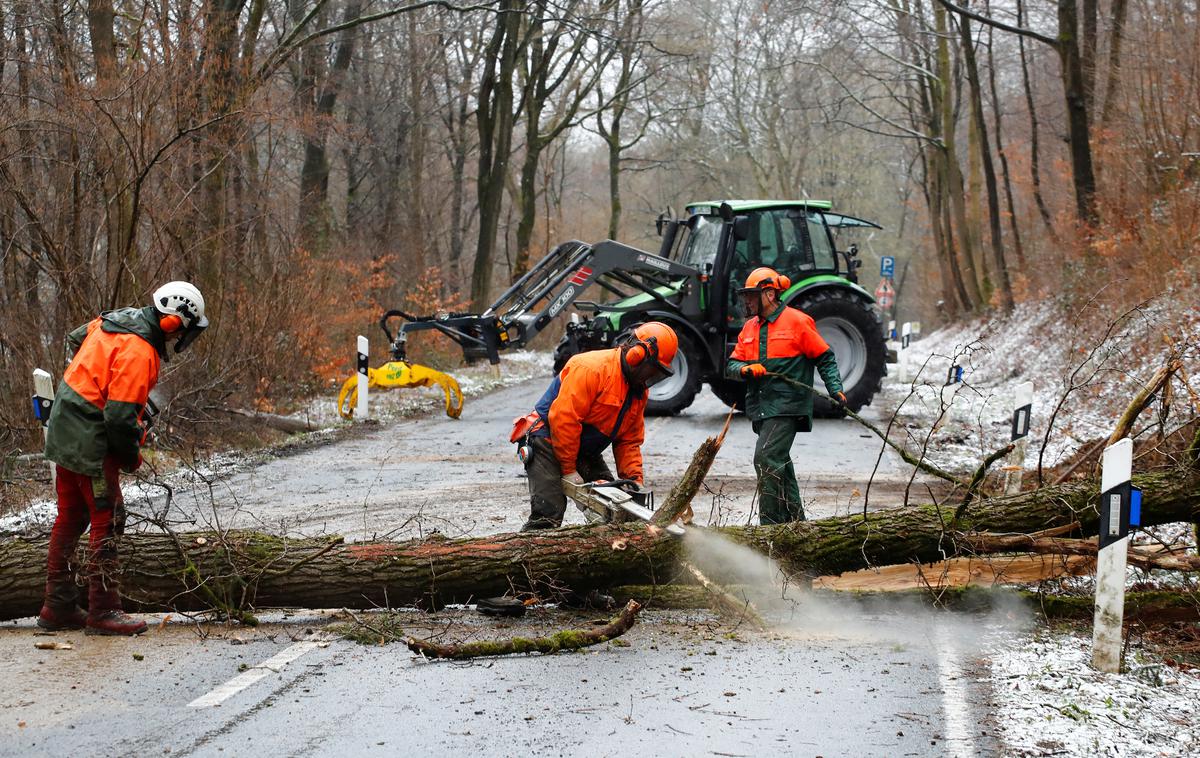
389, 240, 701, 365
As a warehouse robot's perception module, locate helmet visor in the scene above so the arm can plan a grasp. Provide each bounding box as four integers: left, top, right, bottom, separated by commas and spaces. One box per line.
174, 319, 208, 353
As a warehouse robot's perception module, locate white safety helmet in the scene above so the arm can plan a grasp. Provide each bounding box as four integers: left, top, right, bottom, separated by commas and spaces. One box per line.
152, 281, 209, 352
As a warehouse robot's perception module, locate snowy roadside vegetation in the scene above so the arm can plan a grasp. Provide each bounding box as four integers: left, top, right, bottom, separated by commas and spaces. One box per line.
886, 297, 1200, 757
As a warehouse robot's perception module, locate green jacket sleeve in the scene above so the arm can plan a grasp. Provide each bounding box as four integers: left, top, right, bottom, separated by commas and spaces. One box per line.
814, 350, 843, 395
65, 322, 89, 358
726, 357, 750, 381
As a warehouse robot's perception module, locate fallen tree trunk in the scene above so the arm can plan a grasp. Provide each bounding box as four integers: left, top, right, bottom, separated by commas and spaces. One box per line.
1, 467, 1197, 621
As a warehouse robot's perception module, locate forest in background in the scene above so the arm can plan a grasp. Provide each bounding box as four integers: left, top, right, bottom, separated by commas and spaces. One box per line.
1, 0, 1198, 460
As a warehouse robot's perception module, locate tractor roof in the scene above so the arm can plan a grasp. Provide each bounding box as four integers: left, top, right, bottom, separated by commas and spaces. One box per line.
686, 199, 834, 213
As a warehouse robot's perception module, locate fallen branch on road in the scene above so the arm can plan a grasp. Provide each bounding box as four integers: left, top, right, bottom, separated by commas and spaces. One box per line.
405, 600, 643, 659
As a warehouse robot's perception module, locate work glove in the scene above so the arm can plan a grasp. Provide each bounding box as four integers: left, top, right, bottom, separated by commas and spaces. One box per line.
740, 363, 767, 379
121, 453, 143, 474
562, 471, 585, 487
831, 391, 848, 407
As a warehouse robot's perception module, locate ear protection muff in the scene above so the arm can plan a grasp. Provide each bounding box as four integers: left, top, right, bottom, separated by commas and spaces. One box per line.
159, 314, 183, 333
623, 335, 658, 367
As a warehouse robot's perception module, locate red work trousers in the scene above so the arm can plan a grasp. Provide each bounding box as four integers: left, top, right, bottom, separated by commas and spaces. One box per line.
43, 459, 125, 614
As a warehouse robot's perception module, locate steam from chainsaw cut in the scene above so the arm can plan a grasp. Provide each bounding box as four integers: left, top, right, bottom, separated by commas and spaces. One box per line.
681, 528, 1032, 649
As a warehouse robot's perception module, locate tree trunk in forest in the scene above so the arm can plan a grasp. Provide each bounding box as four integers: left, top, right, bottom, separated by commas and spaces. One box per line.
1056, 0, 1099, 227
955, 7, 1013, 309
1098, 0, 1129, 127
470, 1, 523, 312
1016, 0, 1057, 238
985, 25, 1027, 271
295, 1, 362, 253
2, 467, 1196, 621
934, 3, 982, 310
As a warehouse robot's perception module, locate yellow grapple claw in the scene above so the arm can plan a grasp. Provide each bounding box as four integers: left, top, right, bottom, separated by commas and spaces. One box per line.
338, 361, 464, 420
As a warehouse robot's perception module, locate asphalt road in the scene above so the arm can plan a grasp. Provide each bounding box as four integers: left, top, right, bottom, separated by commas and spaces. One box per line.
3, 379, 1005, 757
2, 601, 1003, 757
156, 378, 918, 541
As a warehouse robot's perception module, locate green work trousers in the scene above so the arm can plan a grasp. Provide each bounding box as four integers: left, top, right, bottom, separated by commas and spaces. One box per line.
752, 416, 804, 524
523, 437, 614, 530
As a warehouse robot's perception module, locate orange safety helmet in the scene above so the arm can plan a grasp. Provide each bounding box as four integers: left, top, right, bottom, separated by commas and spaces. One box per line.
623, 321, 678, 374
738, 267, 791, 294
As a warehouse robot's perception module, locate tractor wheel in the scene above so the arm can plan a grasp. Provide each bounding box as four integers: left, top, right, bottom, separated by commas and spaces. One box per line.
791, 288, 886, 417
551, 332, 577, 375
709, 378, 746, 413
644, 331, 701, 416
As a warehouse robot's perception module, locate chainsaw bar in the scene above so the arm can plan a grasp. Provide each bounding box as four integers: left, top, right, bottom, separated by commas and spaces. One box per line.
562, 480, 686, 537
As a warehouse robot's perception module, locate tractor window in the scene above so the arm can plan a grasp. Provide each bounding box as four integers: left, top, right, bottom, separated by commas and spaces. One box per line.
680, 215, 723, 269
807, 212, 837, 271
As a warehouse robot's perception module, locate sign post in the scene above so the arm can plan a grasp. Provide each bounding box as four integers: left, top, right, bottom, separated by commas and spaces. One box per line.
32, 369, 56, 485
1092, 438, 1138, 673
897, 322, 912, 383
1004, 382, 1034, 495
356, 336, 369, 419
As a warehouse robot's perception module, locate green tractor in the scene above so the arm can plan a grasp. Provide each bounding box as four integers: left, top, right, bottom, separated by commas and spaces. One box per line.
554, 200, 888, 416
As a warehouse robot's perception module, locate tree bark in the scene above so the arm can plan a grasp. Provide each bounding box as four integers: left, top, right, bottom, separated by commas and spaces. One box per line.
2, 467, 1197, 622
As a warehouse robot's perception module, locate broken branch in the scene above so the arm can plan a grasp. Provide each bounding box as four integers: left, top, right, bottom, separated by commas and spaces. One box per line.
404, 600, 643, 659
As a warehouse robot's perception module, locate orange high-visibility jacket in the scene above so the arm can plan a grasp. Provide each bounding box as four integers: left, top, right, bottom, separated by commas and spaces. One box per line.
534, 348, 647, 483
727, 304, 842, 423
44, 307, 166, 476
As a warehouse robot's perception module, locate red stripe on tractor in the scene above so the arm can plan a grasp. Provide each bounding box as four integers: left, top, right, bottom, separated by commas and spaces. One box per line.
570, 267, 593, 284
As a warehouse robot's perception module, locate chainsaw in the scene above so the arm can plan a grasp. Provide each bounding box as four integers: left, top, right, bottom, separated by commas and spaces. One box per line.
561, 478, 685, 537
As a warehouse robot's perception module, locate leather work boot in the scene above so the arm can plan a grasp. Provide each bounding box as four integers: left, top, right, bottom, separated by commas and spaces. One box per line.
85, 610, 148, 636
37, 605, 88, 631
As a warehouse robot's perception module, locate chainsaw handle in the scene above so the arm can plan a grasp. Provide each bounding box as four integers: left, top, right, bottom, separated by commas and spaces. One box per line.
583, 478, 644, 495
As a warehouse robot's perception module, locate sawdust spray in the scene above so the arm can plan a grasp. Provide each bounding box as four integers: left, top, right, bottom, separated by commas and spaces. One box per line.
681, 528, 1033, 650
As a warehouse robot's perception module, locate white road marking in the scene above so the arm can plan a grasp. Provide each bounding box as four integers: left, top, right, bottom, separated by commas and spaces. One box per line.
935, 626, 978, 757
187, 641, 323, 708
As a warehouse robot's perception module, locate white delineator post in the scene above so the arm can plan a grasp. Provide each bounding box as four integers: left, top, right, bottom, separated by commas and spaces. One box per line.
32, 369, 56, 485
1092, 438, 1133, 673
897, 322, 912, 383
356, 335, 369, 419
1004, 382, 1034, 495
939, 363, 964, 429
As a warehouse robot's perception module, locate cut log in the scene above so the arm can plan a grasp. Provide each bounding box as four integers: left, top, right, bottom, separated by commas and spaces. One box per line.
961, 532, 1200, 571
1, 466, 1197, 621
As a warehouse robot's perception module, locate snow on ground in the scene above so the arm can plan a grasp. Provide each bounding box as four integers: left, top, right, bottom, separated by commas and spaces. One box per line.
882, 298, 1200, 475
987, 628, 1200, 757
887, 300, 1200, 757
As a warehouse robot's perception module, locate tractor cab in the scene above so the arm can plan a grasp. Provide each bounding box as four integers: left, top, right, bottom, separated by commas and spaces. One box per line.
660, 200, 880, 339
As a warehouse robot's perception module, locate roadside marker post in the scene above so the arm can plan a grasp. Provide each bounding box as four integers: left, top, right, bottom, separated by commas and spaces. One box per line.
1003, 382, 1034, 495
941, 363, 964, 426
1093, 438, 1138, 673
356, 336, 369, 419
32, 369, 56, 485
897, 322, 912, 383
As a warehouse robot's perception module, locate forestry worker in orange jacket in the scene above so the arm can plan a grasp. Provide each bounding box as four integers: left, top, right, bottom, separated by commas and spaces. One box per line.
38, 281, 209, 636
727, 268, 845, 525
519, 322, 678, 531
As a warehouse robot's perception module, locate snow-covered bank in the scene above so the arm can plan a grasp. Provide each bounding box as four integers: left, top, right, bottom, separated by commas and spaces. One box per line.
880, 299, 1200, 475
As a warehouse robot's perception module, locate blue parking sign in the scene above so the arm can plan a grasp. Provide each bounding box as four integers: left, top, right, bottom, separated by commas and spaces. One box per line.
880, 256, 895, 278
